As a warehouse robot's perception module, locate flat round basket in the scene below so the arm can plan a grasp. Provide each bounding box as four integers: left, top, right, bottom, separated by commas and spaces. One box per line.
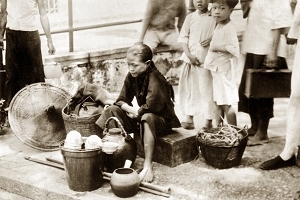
8, 83, 72, 151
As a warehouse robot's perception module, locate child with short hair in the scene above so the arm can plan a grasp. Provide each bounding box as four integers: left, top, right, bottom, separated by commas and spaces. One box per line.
178, 0, 218, 130
204, 0, 239, 126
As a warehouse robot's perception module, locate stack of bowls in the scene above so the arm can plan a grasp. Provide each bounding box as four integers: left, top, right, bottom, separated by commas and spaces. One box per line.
85, 135, 102, 150
64, 130, 83, 150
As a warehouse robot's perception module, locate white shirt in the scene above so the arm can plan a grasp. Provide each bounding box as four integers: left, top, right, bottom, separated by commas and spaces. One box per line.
7, 0, 39, 31
242, 0, 293, 56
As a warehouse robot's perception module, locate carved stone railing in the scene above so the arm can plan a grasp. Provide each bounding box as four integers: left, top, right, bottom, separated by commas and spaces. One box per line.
45, 46, 183, 95
44, 32, 243, 95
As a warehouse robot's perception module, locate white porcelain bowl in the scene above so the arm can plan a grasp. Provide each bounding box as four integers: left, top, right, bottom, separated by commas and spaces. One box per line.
102, 142, 118, 154
64, 130, 83, 149
43, 62, 63, 79
85, 135, 102, 150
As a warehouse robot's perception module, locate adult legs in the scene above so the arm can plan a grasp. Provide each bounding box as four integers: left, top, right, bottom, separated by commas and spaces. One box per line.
4, 29, 44, 109
142, 121, 155, 182
238, 53, 273, 141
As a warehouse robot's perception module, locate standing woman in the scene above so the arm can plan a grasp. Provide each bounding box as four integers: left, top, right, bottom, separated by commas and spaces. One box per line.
96, 44, 181, 182
239, 0, 293, 144
0, 0, 56, 110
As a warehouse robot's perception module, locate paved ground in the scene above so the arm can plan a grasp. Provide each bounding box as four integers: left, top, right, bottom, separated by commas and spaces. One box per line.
1, 96, 300, 200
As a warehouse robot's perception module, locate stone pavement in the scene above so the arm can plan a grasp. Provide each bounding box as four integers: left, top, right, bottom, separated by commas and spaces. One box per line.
1, 97, 300, 200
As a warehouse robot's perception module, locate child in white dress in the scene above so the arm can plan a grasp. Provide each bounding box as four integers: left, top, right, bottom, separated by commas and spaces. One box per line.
204, 0, 239, 126
178, 0, 218, 130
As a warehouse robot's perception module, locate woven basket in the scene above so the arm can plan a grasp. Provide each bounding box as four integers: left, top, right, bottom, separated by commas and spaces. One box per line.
62, 104, 102, 137
196, 126, 248, 169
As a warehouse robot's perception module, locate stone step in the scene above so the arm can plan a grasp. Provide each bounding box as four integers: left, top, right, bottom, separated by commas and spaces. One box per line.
135, 128, 199, 167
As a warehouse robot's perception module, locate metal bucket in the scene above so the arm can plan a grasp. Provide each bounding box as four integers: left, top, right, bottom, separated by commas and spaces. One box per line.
60, 142, 104, 191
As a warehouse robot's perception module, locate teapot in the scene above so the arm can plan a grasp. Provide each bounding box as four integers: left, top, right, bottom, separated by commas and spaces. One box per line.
102, 117, 137, 172
110, 160, 147, 198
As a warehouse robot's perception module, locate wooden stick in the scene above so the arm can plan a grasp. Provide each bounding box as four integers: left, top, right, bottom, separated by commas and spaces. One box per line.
24, 156, 65, 170
139, 186, 170, 198
103, 172, 171, 194
45, 156, 64, 165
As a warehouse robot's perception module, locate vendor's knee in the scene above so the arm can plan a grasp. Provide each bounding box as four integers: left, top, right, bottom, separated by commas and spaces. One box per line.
141, 113, 156, 123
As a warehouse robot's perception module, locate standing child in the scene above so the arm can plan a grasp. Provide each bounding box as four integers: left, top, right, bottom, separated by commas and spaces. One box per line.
178, 0, 218, 130
204, 0, 239, 126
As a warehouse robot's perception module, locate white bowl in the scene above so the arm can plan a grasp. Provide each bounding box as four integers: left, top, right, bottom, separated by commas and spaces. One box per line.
64, 141, 82, 150
85, 135, 102, 150
43, 62, 63, 79
102, 142, 118, 154
65, 130, 83, 149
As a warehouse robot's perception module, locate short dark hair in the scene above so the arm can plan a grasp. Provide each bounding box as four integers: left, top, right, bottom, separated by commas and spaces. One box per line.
211, 0, 239, 9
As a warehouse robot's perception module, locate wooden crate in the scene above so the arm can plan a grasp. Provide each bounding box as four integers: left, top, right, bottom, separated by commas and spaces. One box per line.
135, 128, 198, 167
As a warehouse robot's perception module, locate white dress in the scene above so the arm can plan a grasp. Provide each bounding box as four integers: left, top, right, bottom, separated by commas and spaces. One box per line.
177, 11, 218, 118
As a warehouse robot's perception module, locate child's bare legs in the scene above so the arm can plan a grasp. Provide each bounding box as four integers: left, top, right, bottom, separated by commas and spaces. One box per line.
204, 119, 213, 129
181, 115, 195, 129
220, 105, 237, 126
216, 107, 225, 126
185, 115, 194, 124
142, 122, 155, 182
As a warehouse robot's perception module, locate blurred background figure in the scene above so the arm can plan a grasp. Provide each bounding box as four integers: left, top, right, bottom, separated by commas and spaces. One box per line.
0, 0, 56, 110
136, 0, 187, 52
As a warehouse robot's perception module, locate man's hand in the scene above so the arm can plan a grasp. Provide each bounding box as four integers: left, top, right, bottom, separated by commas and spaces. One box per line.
287, 37, 297, 45
0, 40, 3, 50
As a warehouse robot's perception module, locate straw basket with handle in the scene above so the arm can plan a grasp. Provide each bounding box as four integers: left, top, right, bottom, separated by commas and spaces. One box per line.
196, 125, 248, 169
62, 96, 102, 137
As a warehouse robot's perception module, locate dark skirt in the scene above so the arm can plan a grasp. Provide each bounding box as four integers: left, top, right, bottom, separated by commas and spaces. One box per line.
238, 53, 288, 119
96, 105, 173, 140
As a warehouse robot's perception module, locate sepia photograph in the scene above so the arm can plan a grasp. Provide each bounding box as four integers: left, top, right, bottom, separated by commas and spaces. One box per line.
0, 0, 299, 199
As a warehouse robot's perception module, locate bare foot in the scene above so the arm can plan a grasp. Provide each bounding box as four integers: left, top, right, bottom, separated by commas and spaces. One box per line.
247, 127, 257, 136
252, 130, 268, 141
142, 167, 153, 182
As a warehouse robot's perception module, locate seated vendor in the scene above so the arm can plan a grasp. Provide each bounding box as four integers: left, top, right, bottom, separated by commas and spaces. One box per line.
96, 43, 181, 182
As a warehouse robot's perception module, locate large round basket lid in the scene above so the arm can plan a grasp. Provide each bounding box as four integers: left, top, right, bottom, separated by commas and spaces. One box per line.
8, 83, 72, 151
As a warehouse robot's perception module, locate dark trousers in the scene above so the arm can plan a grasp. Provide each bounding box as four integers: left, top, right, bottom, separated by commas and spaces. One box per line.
238, 53, 288, 119
4, 28, 44, 108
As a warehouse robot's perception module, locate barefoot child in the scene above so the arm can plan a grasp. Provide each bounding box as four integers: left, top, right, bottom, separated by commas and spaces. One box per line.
178, 0, 218, 130
96, 44, 181, 182
204, 0, 239, 126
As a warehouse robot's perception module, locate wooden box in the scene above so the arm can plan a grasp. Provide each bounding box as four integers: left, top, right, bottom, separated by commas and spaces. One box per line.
135, 129, 198, 167
245, 69, 291, 98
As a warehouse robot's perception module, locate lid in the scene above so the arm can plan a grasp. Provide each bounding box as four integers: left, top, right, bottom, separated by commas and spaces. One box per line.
108, 127, 122, 135
8, 83, 72, 151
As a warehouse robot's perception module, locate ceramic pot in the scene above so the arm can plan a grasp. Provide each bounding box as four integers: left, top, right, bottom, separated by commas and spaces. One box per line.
110, 168, 140, 198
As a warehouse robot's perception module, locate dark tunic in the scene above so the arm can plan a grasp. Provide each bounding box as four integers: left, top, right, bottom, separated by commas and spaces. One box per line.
96, 66, 180, 138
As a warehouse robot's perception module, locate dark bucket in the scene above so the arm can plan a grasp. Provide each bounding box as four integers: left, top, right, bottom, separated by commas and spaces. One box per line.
60, 142, 104, 192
